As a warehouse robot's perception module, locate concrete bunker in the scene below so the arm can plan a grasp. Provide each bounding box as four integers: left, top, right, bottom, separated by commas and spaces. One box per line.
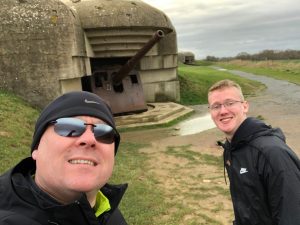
178, 51, 195, 64
0, 0, 179, 115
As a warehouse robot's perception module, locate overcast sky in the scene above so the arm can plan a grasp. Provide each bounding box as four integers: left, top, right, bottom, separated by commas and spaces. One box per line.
143, 0, 300, 59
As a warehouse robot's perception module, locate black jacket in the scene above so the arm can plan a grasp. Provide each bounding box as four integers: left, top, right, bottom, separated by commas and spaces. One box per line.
221, 117, 300, 225
0, 157, 128, 225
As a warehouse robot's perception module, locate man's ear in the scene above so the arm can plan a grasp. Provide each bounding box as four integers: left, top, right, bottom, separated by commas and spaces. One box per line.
31, 149, 38, 160
243, 101, 249, 114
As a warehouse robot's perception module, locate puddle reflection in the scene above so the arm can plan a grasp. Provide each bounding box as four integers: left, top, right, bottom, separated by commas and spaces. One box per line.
177, 114, 216, 136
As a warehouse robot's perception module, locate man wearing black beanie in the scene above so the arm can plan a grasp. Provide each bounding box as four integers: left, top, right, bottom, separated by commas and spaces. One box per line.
0, 91, 128, 225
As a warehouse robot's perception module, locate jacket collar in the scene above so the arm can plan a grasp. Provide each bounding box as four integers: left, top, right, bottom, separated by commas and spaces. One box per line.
11, 157, 127, 212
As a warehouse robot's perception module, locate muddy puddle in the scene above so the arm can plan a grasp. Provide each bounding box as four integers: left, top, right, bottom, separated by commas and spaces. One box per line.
176, 113, 216, 136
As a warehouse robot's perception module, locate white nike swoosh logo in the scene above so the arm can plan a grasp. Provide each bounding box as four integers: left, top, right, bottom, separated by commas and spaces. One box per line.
84, 99, 100, 104
240, 168, 248, 174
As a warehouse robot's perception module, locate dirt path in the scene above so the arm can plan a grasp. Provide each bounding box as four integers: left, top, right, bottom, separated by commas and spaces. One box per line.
121, 70, 300, 224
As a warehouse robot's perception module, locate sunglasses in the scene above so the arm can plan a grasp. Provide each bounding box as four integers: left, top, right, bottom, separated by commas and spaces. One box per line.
50, 117, 116, 144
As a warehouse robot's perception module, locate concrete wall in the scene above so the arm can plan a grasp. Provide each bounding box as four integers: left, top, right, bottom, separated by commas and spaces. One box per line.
0, 0, 90, 107
143, 80, 180, 102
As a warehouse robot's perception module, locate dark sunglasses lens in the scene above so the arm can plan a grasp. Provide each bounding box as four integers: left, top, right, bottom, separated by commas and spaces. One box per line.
54, 118, 85, 137
94, 124, 116, 144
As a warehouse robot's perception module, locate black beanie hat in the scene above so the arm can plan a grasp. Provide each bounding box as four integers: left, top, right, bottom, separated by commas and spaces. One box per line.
31, 91, 120, 154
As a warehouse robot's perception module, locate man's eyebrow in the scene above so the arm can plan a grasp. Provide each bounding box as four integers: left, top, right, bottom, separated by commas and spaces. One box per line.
74, 116, 105, 123
211, 99, 236, 104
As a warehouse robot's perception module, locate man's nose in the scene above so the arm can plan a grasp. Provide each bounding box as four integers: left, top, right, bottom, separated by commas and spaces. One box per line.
76, 125, 96, 148
219, 104, 228, 113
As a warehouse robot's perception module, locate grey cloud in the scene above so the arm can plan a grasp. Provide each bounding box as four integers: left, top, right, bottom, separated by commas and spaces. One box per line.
158, 0, 300, 58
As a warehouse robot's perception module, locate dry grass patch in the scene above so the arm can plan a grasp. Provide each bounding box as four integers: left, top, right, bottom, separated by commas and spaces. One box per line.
140, 144, 234, 225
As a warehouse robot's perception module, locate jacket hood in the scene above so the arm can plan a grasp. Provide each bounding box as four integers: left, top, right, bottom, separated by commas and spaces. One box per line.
230, 117, 286, 150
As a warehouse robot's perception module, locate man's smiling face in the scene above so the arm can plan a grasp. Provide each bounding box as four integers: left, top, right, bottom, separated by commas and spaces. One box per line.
208, 87, 249, 140
31, 116, 115, 203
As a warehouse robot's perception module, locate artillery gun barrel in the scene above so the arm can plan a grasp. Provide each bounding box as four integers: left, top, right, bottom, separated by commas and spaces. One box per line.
112, 30, 165, 85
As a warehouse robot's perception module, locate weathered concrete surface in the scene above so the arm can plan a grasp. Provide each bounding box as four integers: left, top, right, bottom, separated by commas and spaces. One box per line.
115, 102, 194, 129
0, 0, 85, 106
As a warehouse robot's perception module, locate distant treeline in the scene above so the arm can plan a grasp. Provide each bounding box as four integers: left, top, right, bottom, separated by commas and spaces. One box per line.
206, 49, 300, 61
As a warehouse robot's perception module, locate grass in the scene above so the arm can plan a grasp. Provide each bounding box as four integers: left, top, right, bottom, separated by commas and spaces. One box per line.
110, 142, 172, 225
109, 142, 219, 225
178, 63, 265, 105
0, 91, 40, 173
216, 59, 300, 85
137, 144, 232, 224
165, 145, 223, 168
